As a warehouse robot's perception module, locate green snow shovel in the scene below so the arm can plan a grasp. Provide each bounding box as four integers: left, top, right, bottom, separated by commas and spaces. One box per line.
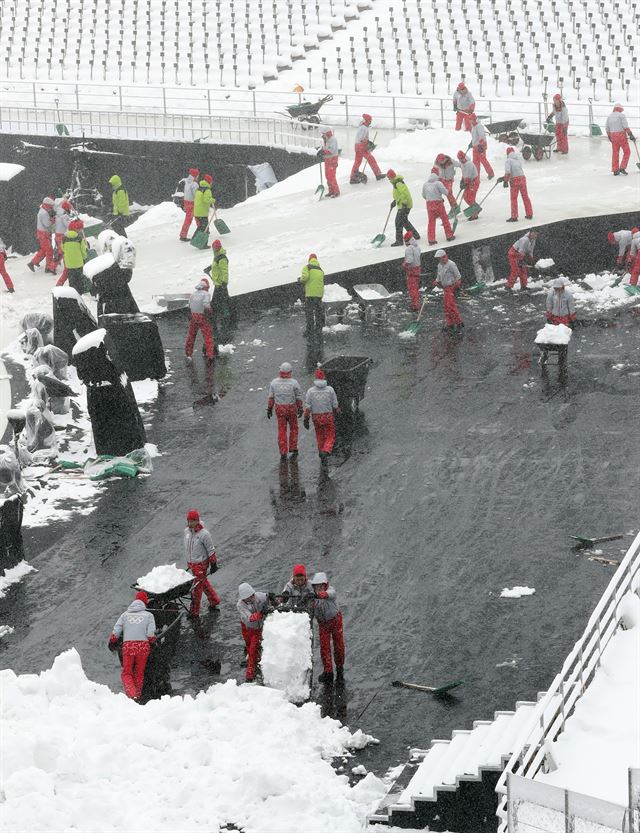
571, 533, 624, 549
54, 99, 70, 136
625, 284, 640, 295
371, 205, 394, 247
213, 217, 231, 235
82, 221, 105, 238
190, 227, 210, 249
632, 138, 640, 169
315, 160, 325, 200
391, 679, 464, 696
464, 281, 486, 295
447, 185, 465, 218
462, 178, 501, 221
404, 295, 429, 335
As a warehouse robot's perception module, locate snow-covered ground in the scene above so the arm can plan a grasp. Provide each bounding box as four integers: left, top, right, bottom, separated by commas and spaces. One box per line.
0, 648, 385, 833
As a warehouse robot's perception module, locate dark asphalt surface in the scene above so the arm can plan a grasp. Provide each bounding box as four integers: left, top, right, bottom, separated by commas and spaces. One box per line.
2, 284, 640, 777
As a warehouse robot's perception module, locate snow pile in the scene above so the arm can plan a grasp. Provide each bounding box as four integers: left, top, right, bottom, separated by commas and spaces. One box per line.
535, 323, 572, 345
568, 273, 638, 311
535, 258, 555, 269
0, 624, 16, 639
0, 649, 383, 833
261, 610, 313, 703
136, 563, 192, 594
0, 561, 36, 598
218, 343, 236, 354
82, 253, 115, 279
323, 283, 352, 303
537, 601, 640, 805
323, 323, 353, 334
500, 586, 536, 598
71, 328, 107, 356
0, 162, 25, 181
128, 202, 184, 231
356, 287, 387, 300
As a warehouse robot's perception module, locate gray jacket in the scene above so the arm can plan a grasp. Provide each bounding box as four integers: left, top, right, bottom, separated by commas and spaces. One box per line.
282, 579, 315, 599
314, 585, 340, 623
471, 121, 488, 146
512, 234, 536, 259
323, 134, 339, 159
437, 259, 461, 287
630, 232, 640, 259
355, 122, 370, 144
552, 104, 569, 125
268, 376, 303, 406
36, 206, 53, 233
504, 153, 525, 178
546, 288, 576, 317
403, 237, 421, 268
112, 599, 156, 642
606, 111, 629, 133
422, 174, 448, 202
183, 174, 198, 202
453, 89, 475, 111
189, 288, 211, 314
613, 230, 632, 256
237, 591, 269, 629
304, 379, 338, 414
184, 526, 216, 564
438, 160, 459, 182
54, 207, 71, 235
460, 159, 478, 181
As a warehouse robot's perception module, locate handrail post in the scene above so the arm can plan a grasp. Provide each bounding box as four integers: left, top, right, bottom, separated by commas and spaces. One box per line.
392, 95, 396, 129
440, 97, 444, 126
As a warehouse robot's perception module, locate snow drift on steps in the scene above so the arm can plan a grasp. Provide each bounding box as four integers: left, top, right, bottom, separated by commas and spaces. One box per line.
261, 610, 313, 703
0, 649, 384, 833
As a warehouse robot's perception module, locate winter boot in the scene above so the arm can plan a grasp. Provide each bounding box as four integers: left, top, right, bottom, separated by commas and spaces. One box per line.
375, 173, 386, 181
27, 261, 35, 272
318, 671, 334, 684
335, 666, 344, 682
506, 217, 518, 222
390, 240, 403, 247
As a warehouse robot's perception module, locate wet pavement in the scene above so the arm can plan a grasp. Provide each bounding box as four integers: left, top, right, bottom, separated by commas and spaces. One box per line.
2, 285, 640, 777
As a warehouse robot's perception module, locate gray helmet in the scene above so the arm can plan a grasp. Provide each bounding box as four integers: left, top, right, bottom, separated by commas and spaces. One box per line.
279, 362, 292, 374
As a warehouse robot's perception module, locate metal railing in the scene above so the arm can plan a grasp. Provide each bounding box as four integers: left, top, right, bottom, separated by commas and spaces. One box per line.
0, 80, 638, 136
496, 532, 640, 831
0, 105, 320, 149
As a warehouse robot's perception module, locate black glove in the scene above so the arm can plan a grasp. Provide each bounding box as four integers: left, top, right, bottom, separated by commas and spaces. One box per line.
496, 176, 504, 183
316, 148, 324, 160
629, 133, 636, 142
568, 319, 576, 330
303, 415, 310, 430
267, 407, 273, 419
367, 141, 376, 151
453, 105, 458, 112
209, 559, 218, 574
203, 264, 212, 276
390, 200, 396, 208
503, 180, 509, 188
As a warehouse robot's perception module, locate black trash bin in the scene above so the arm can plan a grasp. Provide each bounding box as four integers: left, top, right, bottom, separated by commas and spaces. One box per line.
322, 356, 372, 413
98, 313, 166, 381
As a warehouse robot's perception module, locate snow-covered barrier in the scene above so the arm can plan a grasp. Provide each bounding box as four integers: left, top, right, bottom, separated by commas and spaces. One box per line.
261, 610, 313, 703
0, 649, 383, 833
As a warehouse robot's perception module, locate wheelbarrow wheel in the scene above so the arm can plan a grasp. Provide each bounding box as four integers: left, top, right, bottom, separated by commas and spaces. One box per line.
307, 115, 321, 124
534, 146, 544, 161
522, 145, 532, 160
507, 132, 520, 145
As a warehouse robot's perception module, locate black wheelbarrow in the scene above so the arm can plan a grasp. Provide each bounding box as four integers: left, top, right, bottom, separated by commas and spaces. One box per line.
322, 355, 373, 413
485, 119, 524, 146
519, 131, 555, 160
283, 94, 333, 125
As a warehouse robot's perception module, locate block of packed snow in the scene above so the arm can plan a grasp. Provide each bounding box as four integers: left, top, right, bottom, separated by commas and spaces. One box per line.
71, 328, 107, 356
500, 586, 536, 598
261, 610, 313, 703
535, 324, 572, 345
136, 564, 193, 594
323, 283, 352, 303
535, 258, 555, 269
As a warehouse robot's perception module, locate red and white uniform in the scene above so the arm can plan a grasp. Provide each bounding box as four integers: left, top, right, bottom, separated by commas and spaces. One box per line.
237, 587, 269, 681
504, 151, 533, 220
268, 372, 303, 455
180, 171, 199, 239
507, 233, 536, 289
606, 107, 632, 174
629, 231, 640, 286
436, 256, 463, 327
470, 119, 494, 178
459, 156, 480, 217
30, 198, 57, 272
320, 128, 340, 196
350, 118, 382, 179
546, 287, 576, 325
453, 86, 475, 131
609, 229, 633, 266
550, 98, 569, 154
422, 174, 455, 244
313, 581, 345, 675
110, 596, 156, 700
185, 280, 214, 360
402, 236, 422, 311
184, 522, 220, 616
304, 378, 339, 455
0, 238, 14, 292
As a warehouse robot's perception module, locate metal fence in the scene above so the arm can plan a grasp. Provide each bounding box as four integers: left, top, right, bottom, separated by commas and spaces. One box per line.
0, 80, 638, 138
496, 532, 640, 832
507, 774, 633, 833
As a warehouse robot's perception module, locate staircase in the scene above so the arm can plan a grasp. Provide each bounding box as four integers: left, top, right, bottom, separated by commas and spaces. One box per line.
369, 699, 545, 833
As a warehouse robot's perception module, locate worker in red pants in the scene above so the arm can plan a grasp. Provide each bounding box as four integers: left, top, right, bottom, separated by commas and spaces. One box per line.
27, 197, 57, 273
506, 230, 538, 289
237, 582, 270, 682
184, 508, 220, 618
546, 94, 569, 154
457, 151, 480, 220
422, 168, 457, 245
319, 126, 340, 197
629, 230, 640, 285
500, 147, 533, 222
546, 278, 577, 325
311, 572, 344, 684
185, 277, 215, 362
109, 590, 156, 701
54, 199, 74, 263
267, 361, 303, 461
453, 82, 475, 131
469, 114, 494, 179
606, 104, 634, 176
434, 249, 464, 331
434, 154, 459, 198
350, 114, 384, 183
402, 230, 422, 310
303, 368, 339, 468
607, 229, 634, 269
0, 238, 15, 292
179, 167, 200, 240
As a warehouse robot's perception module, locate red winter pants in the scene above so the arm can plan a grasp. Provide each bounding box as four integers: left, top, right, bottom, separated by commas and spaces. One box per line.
426, 200, 454, 244
121, 640, 150, 699
609, 132, 630, 173
275, 403, 299, 455
547, 314, 572, 326
404, 265, 421, 310
630, 252, 640, 286
180, 200, 194, 239
188, 560, 220, 615
318, 612, 345, 673
509, 176, 532, 219
241, 623, 262, 680
463, 178, 480, 215
507, 248, 528, 288
54, 232, 65, 262
0, 253, 14, 291
312, 412, 336, 454
443, 284, 463, 326
350, 142, 381, 178
472, 145, 494, 178
455, 110, 473, 131
324, 158, 339, 195
32, 231, 56, 270
185, 313, 214, 359
555, 123, 569, 153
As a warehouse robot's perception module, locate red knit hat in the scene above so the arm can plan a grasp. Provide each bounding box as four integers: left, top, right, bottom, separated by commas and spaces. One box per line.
457, 82, 466, 90
212, 239, 222, 249
315, 368, 326, 380
135, 591, 148, 605
308, 253, 317, 261
187, 509, 200, 521
431, 166, 439, 174
608, 232, 615, 243
457, 150, 466, 161
203, 174, 213, 184
632, 228, 639, 234
293, 564, 307, 577
362, 113, 372, 125
506, 147, 515, 154
68, 219, 84, 231
189, 168, 200, 177
404, 230, 413, 242
386, 169, 396, 179
435, 153, 446, 163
